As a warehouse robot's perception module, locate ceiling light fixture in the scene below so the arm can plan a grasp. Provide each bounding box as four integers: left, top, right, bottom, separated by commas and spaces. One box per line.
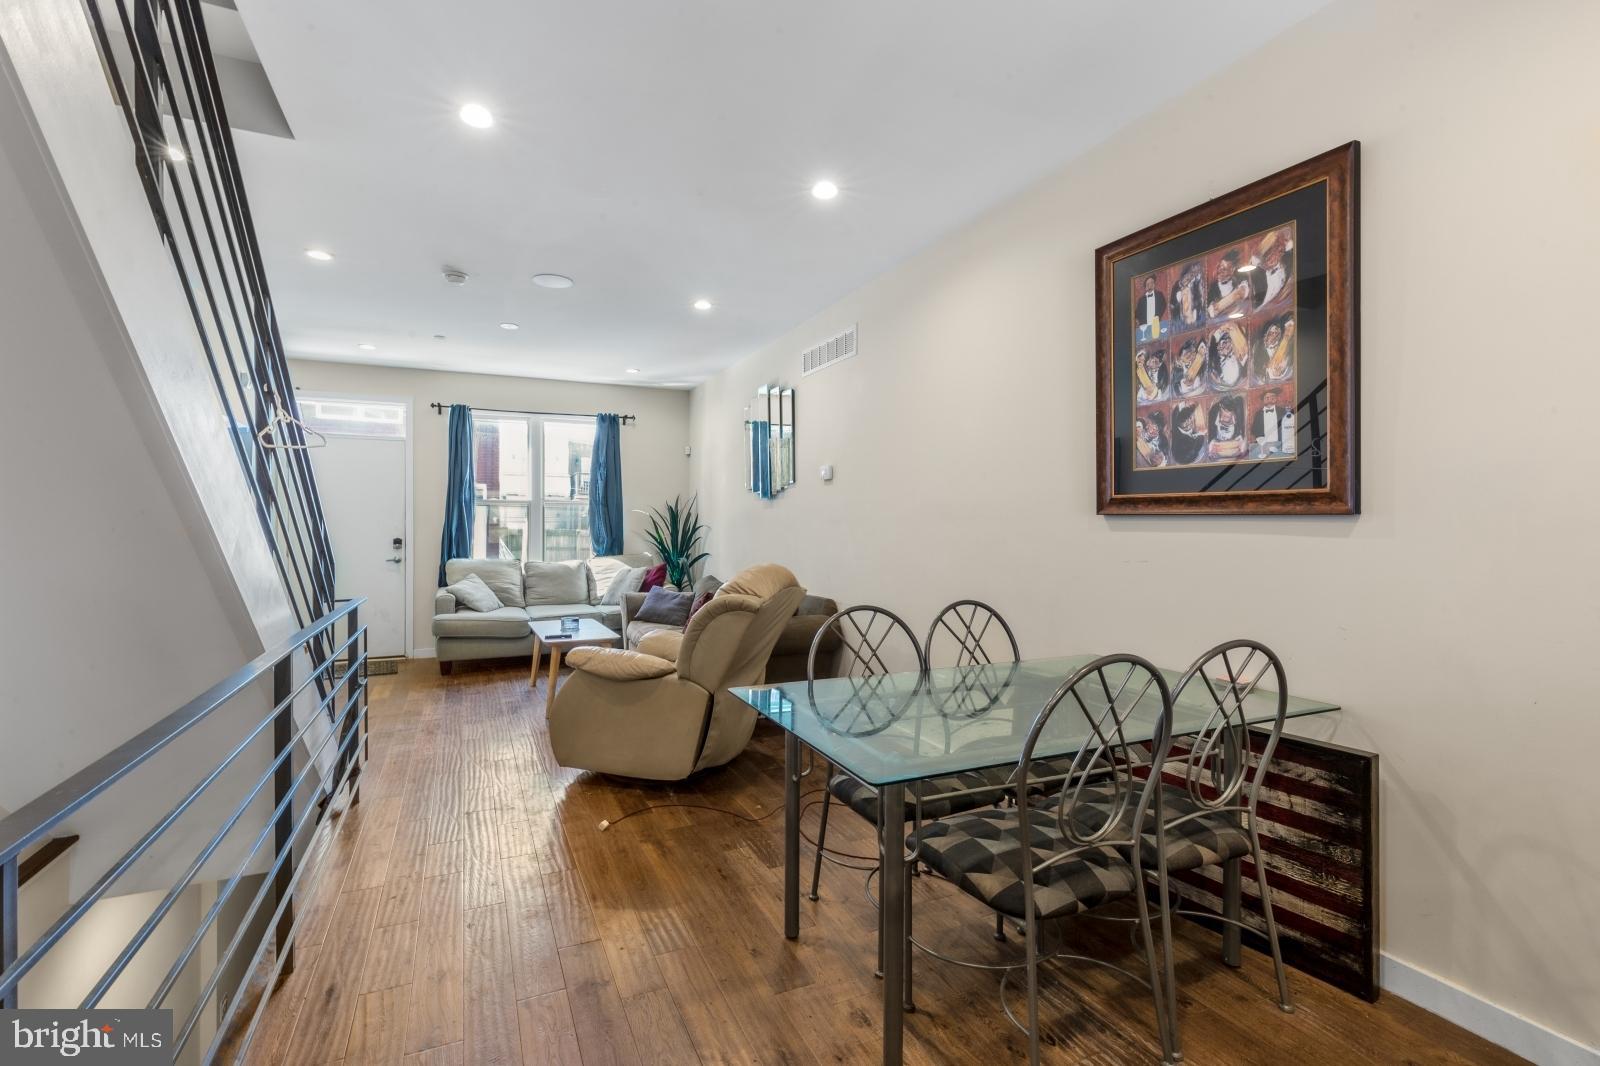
692, 298, 713, 312
499, 321, 520, 331
357, 343, 376, 351
458, 102, 494, 129
625, 368, 640, 374
304, 248, 334, 261
811, 179, 839, 201
532, 274, 574, 289
166, 144, 187, 163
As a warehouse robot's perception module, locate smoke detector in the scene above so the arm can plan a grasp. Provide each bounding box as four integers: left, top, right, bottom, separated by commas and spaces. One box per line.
442, 268, 469, 286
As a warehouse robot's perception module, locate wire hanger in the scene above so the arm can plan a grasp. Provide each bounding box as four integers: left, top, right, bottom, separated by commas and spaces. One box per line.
256, 394, 327, 451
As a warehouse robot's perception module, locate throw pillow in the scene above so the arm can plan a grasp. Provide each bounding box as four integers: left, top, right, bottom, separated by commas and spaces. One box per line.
687, 590, 715, 620
442, 559, 525, 608
443, 572, 503, 613
586, 555, 632, 604
641, 563, 668, 592
600, 566, 646, 606
523, 560, 589, 605
632, 587, 694, 627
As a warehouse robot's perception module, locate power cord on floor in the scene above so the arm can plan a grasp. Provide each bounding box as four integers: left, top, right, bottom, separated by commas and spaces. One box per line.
598, 789, 825, 831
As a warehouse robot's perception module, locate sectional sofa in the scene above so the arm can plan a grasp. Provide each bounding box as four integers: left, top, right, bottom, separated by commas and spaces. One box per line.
432, 554, 650, 673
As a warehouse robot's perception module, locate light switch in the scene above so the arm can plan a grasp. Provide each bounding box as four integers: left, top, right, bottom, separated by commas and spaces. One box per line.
820, 465, 833, 482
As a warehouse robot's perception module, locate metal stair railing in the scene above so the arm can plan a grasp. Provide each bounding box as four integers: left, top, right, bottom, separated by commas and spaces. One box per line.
80, 0, 337, 638
0, 599, 368, 1064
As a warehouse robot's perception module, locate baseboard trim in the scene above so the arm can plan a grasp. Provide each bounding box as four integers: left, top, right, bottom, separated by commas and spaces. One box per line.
1381, 954, 1599, 1065
410, 646, 436, 659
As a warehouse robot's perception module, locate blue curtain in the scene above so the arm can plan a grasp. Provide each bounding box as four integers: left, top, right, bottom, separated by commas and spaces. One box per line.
437, 404, 475, 584
589, 413, 625, 556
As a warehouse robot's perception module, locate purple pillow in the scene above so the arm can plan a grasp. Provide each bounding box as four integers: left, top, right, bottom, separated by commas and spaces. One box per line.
633, 587, 694, 627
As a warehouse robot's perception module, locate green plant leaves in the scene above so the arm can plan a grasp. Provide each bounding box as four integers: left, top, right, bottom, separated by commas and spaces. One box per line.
640, 495, 707, 587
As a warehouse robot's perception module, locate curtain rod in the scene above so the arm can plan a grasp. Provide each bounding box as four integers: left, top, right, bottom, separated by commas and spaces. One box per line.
429, 402, 635, 424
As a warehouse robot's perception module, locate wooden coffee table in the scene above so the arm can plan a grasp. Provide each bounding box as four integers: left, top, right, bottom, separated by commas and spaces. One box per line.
529, 617, 621, 691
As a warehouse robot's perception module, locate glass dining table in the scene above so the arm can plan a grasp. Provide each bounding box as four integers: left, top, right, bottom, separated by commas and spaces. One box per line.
730, 653, 1340, 1066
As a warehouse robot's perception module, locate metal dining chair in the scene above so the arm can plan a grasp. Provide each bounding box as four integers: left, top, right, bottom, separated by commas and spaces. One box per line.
924, 599, 1023, 944
1134, 639, 1295, 1059
805, 605, 1011, 1008
908, 654, 1179, 1064
925, 598, 1020, 669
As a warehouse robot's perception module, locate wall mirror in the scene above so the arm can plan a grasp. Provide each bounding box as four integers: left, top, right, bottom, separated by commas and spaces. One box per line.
745, 385, 796, 498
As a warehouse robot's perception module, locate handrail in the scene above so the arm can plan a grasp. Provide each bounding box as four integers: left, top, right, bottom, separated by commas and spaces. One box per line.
0, 598, 370, 1059
0, 598, 364, 868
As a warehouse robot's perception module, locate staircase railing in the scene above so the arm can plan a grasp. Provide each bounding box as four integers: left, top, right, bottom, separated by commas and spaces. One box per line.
0, 600, 367, 1063
81, 0, 336, 632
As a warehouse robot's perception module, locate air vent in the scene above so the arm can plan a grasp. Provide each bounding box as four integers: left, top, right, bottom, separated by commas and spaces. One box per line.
801, 325, 857, 377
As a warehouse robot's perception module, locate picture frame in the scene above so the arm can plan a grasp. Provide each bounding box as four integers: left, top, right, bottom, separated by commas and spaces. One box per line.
1095, 142, 1359, 515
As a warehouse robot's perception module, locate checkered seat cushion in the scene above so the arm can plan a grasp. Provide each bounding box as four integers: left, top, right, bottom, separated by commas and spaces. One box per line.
982, 756, 1080, 794
1066, 782, 1252, 872
828, 771, 1006, 823
907, 808, 1137, 920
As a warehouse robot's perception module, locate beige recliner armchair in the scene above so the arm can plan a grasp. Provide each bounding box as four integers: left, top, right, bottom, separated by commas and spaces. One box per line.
548, 565, 806, 780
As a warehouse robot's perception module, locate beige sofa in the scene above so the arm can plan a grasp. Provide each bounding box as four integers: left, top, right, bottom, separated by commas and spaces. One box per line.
549, 564, 805, 779
620, 580, 844, 684
433, 554, 651, 673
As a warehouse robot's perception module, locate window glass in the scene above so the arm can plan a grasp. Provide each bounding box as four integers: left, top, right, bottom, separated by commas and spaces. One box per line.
298, 397, 406, 438
543, 420, 591, 501
474, 418, 532, 501
465, 416, 594, 562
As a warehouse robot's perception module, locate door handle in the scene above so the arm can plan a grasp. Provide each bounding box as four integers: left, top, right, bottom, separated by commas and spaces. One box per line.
386, 556, 403, 563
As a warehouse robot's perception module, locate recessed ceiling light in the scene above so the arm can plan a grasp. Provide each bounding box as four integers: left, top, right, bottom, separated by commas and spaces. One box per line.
305, 248, 334, 262
532, 274, 574, 289
458, 103, 494, 129
625, 368, 640, 374
811, 179, 839, 201
166, 144, 186, 163
356, 343, 376, 351
499, 321, 520, 330
692, 298, 713, 312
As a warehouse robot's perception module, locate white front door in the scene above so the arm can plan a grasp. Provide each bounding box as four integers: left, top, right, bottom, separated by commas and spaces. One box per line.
311, 434, 409, 657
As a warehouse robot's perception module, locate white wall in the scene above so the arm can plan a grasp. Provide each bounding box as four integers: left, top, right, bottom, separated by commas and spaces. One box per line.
690, 0, 1600, 1057
0, 17, 281, 902
288, 360, 692, 655
18, 867, 206, 1066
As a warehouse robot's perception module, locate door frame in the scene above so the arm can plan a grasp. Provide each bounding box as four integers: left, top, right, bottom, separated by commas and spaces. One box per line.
298, 389, 415, 658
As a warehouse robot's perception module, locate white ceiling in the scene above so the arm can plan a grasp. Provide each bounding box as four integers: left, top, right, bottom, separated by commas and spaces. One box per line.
236, 0, 1330, 387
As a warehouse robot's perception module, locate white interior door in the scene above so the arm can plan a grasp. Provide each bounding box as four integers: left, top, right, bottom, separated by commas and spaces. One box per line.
311, 434, 409, 657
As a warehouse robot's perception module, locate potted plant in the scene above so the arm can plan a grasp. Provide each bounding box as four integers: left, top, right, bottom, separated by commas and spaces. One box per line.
637, 496, 710, 590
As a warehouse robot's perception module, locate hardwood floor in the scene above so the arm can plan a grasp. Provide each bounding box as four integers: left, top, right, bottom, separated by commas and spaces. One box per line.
231, 660, 1525, 1065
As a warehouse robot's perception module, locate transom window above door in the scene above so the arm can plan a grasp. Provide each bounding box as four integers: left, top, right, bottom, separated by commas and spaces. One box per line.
298, 397, 407, 438
473, 415, 592, 563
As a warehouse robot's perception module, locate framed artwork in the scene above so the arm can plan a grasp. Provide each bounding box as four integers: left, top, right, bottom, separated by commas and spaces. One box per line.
1096, 142, 1359, 514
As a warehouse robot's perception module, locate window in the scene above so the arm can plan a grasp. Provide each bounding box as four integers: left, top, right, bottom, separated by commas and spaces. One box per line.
298, 397, 406, 438
471, 415, 593, 562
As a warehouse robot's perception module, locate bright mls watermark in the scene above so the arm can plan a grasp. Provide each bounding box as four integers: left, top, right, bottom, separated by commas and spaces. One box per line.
2, 1011, 170, 1064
